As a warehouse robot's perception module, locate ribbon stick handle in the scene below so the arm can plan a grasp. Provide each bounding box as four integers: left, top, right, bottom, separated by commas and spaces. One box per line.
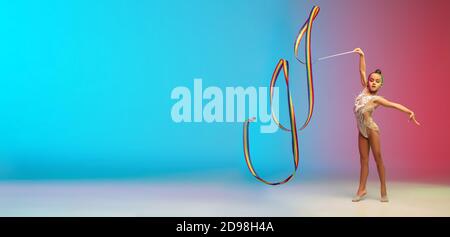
317, 50, 355, 61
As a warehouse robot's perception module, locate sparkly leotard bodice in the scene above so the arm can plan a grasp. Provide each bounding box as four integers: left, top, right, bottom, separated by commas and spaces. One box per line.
354, 90, 383, 138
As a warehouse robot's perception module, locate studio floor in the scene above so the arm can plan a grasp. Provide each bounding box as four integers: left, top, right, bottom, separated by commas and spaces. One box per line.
0, 179, 449, 217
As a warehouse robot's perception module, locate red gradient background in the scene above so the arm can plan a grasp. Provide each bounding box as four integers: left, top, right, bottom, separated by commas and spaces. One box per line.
291, 0, 450, 183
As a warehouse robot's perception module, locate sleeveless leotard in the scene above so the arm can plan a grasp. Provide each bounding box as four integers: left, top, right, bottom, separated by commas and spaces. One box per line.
354, 90, 383, 138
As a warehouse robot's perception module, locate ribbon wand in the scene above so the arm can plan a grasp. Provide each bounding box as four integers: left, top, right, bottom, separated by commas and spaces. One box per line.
317, 50, 355, 61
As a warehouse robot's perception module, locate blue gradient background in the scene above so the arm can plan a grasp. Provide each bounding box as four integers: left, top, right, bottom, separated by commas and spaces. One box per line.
0, 0, 448, 183
0, 0, 311, 181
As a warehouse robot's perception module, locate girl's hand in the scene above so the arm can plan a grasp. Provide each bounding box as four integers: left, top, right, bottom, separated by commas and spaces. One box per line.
409, 112, 421, 126
353, 48, 365, 56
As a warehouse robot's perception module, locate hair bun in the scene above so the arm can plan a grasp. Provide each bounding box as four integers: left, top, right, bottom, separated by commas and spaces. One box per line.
374, 69, 382, 74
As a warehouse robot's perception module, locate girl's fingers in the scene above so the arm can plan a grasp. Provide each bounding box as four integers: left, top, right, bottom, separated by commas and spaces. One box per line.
408, 113, 420, 125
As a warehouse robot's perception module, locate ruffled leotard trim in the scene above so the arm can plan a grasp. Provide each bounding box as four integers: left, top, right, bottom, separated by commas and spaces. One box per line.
354, 90, 383, 138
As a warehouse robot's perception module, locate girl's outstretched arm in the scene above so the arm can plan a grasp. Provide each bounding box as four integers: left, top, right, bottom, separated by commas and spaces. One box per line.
374, 97, 421, 125
353, 48, 367, 87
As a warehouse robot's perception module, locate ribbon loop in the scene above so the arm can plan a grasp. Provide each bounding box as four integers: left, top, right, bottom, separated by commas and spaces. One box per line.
243, 6, 320, 185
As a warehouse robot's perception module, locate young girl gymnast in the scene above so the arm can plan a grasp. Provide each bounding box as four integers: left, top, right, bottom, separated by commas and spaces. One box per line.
351, 48, 420, 202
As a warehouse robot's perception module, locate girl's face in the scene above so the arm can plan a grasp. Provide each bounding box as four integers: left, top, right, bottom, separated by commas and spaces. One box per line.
368, 73, 383, 92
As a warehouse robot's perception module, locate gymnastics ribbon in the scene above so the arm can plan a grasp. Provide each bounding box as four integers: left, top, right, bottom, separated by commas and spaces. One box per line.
243, 6, 320, 185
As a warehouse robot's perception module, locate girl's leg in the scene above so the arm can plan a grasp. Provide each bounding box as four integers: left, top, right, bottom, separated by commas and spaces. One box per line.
367, 129, 387, 197
357, 132, 370, 195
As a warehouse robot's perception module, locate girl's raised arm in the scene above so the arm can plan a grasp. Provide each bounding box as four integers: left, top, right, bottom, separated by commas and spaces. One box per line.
354, 48, 367, 87
374, 97, 421, 126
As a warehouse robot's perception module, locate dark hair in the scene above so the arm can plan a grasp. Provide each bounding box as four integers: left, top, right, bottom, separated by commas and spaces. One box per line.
370, 68, 384, 85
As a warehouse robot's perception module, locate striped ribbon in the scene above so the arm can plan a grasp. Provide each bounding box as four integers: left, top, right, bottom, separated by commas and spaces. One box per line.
243, 6, 320, 185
